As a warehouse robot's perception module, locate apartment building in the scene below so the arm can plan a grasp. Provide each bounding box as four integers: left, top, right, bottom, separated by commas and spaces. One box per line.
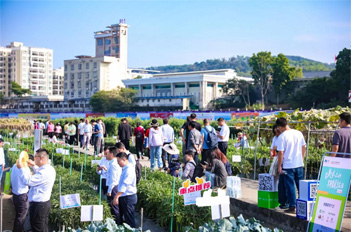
63, 55, 127, 100
53, 67, 64, 95
0, 42, 53, 97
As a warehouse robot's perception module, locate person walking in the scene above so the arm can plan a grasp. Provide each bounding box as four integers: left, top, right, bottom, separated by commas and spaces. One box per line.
216, 118, 229, 156
68, 122, 77, 145
98, 119, 106, 154
113, 152, 137, 228
276, 117, 306, 213
92, 120, 103, 156
11, 154, 33, 232
82, 119, 92, 150
54, 123, 62, 139
118, 118, 133, 151
180, 114, 201, 154
187, 121, 202, 164
134, 122, 145, 160
106, 147, 122, 224
332, 112, 351, 157
148, 119, 164, 170
161, 118, 174, 169
17, 148, 56, 232
201, 119, 217, 162
47, 121, 55, 139
78, 119, 85, 148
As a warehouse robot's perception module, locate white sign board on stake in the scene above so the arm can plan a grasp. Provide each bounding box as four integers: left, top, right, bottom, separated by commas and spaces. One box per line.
80, 205, 104, 222
34, 129, 42, 153
232, 155, 241, 162
92, 205, 104, 221
60, 193, 81, 209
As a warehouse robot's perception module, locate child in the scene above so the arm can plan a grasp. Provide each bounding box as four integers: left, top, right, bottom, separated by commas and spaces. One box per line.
163, 144, 181, 177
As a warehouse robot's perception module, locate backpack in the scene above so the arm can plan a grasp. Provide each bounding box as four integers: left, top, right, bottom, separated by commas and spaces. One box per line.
136, 129, 143, 141
190, 162, 205, 183
128, 153, 142, 184
204, 127, 218, 149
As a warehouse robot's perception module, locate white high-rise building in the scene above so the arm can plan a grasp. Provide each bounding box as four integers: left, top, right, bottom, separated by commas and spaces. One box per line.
53, 67, 64, 95
0, 42, 53, 97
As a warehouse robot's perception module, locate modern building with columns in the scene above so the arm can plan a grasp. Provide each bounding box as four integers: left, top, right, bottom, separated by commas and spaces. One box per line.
122, 69, 252, 110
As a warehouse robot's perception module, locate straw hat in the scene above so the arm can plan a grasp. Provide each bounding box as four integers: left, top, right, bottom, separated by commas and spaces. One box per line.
149, 119, 159, 127
163, 143, 179, 155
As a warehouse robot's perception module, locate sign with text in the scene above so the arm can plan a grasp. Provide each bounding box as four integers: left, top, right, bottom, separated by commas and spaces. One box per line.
60, 193, 81, 209
309, 156, 351, 232
179, 178, 211, 196
150, 112, 173, 119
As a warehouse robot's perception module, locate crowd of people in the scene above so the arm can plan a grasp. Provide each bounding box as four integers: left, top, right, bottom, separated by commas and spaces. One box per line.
1, 111, 349, 230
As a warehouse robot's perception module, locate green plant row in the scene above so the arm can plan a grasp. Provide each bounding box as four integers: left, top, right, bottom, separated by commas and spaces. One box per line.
137, 169, 211, 230
4, 138, 112, 230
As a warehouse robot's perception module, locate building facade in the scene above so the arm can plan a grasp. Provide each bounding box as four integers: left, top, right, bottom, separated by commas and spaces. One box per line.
0, 42, 53, 97
63, 56, 127, 100
123, 69, 251, 110
53, 67, 64, 95
94, 21, 129, 71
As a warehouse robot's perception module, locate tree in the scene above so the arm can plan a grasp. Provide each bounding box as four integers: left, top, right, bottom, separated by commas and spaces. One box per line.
11, 81, 31, 97
223, 78, 255, 107
249, 52, 273, 110
271, 54, 296, 106
90, 87, 137, 112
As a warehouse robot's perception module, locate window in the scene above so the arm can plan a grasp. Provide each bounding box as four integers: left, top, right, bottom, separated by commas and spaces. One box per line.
104, 46, 111, 56
175, 84, 185, 88
94, 62, 97, 69
114, 37, 119, 44
207, 83, 214, 87
71, 64, 74, 70
189, 83, 200, 88
86, 63, 89, 69
105, 38, 111, 45
85, 72, 89, 78
156, 85, 171, 89
97, 38, 103, 46
78, 72, 82, 79
142, 86, 151, 90
114, 46, 119, 53
78, 64, 82, 70
70, 73, 74, 78
218, 84, 224, 88
93, 71, 98, 78
71, 92, 74, 97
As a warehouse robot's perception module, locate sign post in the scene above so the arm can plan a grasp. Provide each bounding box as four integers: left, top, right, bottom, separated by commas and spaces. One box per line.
308, 152, 351, 232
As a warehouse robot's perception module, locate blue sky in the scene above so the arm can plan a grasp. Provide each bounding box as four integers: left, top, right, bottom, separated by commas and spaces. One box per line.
1, 0, 350, 69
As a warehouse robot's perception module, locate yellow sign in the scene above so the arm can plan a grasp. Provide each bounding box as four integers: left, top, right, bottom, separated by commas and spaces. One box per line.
18, 114, 51, 120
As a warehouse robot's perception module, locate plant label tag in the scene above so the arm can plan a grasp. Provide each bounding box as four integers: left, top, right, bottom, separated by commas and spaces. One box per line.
93, 205, 103, 221
232, 155, 241, 162
81, 205, 93, 222
60, 193, 81, 209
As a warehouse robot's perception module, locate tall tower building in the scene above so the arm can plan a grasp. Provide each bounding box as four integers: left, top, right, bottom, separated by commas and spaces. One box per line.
0, 42, 53, 97
94, 20, 129, 71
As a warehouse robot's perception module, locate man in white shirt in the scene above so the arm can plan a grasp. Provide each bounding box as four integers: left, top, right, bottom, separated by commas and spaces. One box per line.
17, 148, 56, 232
96, 147, 110, 196
276, 118, 306, 213
82, 119, 93, 150
113, 152, 137, 228
216, 118, 230, 156
78, 119, 85, 148
11, 154, 33, 232
0, 138, 5, 190
161, 118, 174, 169
115, 142, 136, 167
106, 146, 122, 224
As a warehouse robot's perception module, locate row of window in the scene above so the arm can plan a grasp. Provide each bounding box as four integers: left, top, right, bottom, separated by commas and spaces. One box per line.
65, 62, 98, 71
97, 37, 119, 46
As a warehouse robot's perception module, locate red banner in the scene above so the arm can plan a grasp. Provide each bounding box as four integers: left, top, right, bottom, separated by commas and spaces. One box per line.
86, 113, 105, 118
150, 112, 173, 119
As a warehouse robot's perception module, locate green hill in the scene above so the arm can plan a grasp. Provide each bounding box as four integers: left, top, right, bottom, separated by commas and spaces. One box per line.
146, 55, 335, 77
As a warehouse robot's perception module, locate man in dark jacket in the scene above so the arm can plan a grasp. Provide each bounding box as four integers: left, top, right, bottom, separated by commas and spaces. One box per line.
118, 118, 133, 150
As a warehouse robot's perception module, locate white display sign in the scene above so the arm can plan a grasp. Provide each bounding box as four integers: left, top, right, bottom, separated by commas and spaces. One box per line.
8, 148, 17, 151
81, 205, 104, 222
56, 148, 63, 154
34, 129, 42, 153
232, 155, 241, 162
60, 193, 81, 209
62, 149, 70, 155
91, 160, 101, 166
